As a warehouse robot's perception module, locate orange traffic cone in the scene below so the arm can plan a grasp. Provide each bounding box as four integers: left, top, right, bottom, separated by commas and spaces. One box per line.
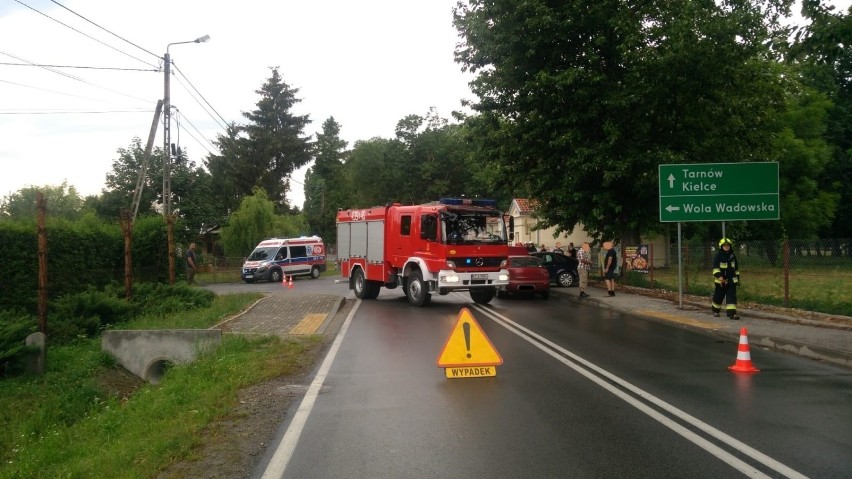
728, 327, 760, 373
282, 275, 287, 287
288, 275, 294, 289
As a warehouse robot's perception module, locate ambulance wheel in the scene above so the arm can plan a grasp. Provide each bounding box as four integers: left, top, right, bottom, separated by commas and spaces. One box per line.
406, 271, 431, 306
470, 288, 496, 305
310, 266, 321, 279
270, 269, 283, 283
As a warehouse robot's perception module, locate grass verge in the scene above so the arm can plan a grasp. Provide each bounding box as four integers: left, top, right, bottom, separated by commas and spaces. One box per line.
0, 293, 322, 479
623, 267, 852, 316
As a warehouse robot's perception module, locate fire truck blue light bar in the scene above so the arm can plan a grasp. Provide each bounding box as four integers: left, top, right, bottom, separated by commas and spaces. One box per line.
440, 198, 497, 207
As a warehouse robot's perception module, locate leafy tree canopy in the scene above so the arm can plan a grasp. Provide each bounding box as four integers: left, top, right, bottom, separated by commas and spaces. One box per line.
304, 117, 350, 244
454, 0, 795, 244
0, 181, 85, 221
208, 68, 312, 215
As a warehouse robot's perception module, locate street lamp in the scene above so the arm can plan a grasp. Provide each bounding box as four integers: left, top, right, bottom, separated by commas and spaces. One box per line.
163, 34, 209, 284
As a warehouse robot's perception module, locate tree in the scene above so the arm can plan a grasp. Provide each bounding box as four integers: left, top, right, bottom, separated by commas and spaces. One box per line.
304, 117, 349, 244
345, 137, 409, 207
170, 148, 220, 236
453, 0, 793, 244
206, 123, 247, 216
209, 68, 313, 214
0, 181, 84, 221
89, 138, 160, 219
219, 188, 277, 257
786, 3, 852, 237
90, 139, 218, 234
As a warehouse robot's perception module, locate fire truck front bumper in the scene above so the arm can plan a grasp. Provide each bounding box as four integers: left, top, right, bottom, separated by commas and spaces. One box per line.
436, 269, 509, 291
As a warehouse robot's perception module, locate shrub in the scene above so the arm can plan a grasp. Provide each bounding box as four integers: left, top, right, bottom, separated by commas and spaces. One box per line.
119, 282, 215, 316
50, 290, 137, 343
0, 310, 38, 377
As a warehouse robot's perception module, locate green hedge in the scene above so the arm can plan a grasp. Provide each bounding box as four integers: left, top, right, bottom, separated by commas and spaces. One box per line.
0, 215, 186, 313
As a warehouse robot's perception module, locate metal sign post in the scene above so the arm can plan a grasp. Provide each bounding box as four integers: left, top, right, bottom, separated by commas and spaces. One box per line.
659, 162, 780, 307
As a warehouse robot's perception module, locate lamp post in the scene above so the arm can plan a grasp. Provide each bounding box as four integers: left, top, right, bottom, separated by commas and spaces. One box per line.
163, 34, 209, 284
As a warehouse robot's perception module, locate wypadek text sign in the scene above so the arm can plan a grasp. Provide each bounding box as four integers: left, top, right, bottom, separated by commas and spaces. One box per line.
658, 162, 779, 222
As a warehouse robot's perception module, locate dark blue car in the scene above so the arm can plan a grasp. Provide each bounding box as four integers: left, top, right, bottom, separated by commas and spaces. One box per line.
530, 251, 579, 287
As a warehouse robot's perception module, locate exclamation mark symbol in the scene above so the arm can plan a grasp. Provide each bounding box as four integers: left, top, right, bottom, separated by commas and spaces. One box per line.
463, 322, 471, 358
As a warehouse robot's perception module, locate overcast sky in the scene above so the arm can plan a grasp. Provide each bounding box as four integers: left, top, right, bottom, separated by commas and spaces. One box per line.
0, 0, 475, 207
2, 1, 849, 210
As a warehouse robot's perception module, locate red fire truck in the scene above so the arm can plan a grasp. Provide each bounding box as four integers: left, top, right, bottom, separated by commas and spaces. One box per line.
336, 198, 512, 306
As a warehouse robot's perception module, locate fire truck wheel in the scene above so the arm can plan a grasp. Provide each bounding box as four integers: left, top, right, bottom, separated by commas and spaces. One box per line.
310, 266, 321, 279
406, 271, 431, 306
470, 288, 496, 305
353, 268, 369, 299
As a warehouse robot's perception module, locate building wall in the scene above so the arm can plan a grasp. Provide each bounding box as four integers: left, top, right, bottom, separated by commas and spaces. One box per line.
507, 199, 669, 268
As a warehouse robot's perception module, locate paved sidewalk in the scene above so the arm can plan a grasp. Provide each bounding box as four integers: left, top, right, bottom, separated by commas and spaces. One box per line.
551, 285, 852, 369
211, 286, 852, 369
214, 292, 344, 338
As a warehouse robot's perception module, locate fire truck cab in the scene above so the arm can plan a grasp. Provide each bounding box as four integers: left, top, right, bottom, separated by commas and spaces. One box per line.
336, 198, 511, 306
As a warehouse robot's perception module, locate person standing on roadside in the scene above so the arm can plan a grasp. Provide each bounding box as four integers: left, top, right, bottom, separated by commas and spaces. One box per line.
567, 242, 577, 259
553, 242, 564, 254
603, 241, 618, 296
185, 242, 197, 285
576, 242, 592, 297
711, 238, 741, 319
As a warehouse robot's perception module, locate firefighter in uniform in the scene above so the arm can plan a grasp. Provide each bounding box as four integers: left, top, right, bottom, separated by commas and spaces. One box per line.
711, 238, 740, 319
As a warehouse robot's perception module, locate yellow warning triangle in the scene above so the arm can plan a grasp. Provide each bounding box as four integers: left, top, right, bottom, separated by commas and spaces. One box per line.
436, 308, 503, 368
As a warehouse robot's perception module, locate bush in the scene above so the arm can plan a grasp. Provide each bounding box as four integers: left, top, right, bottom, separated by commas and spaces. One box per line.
0, 310, 38, 377
105, 281, 216, 317
50, 290, 137, 343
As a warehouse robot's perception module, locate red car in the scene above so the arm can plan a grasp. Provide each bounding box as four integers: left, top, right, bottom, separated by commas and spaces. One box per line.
497, 255, 551, 299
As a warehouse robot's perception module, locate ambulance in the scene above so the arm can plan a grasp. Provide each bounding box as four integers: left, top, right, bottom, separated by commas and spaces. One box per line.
241, 236, 326, 283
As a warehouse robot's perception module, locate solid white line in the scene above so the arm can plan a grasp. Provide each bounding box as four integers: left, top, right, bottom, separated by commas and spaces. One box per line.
260, 299, 362, 479
472, 304, 808, 479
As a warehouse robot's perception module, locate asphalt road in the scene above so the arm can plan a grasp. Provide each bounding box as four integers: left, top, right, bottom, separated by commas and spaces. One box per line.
253, 288, 852, 479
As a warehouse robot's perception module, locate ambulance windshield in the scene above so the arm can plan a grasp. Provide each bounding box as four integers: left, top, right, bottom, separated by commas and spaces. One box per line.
247, 247, 278, 261
441, 211, 506, 245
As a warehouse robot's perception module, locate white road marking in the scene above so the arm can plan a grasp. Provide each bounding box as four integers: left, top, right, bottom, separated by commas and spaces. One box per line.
471, 303, 808, 479
261, 299, 362, 479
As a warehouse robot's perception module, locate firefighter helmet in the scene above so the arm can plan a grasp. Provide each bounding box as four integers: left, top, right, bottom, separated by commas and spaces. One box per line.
719, 238, 733, 247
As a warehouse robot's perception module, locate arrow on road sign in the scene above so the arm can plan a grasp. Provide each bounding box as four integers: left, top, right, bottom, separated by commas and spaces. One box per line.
666, 205, 680, 212
668, 173, 675, 188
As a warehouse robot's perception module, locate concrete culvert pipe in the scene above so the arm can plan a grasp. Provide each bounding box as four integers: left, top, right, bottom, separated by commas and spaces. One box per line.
145, 358, 174, 384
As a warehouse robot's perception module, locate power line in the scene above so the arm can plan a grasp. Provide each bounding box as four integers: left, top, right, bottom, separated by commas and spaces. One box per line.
171, 71, 227, 131
172, 62, 230, 128
172, 109, 218, 156
48, 0, 161, 60
13, 0, 160, 70
0, 109, 151, 115
0, 62, 157, 72
0, 50, 154, 105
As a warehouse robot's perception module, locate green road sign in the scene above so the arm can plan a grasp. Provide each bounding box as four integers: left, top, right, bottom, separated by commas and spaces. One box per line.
659, 162, 779, 222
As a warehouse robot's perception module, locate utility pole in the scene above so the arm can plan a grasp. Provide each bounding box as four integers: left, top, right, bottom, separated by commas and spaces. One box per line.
163, 34, 209, 285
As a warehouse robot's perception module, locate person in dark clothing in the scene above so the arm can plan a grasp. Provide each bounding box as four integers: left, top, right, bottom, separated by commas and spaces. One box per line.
603, 241, 617, 296
185, 242, 197, 285
567, 242, 577, 259
711, 238, 741, 319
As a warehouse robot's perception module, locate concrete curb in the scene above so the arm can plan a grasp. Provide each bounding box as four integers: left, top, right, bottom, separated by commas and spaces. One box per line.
316, 297, 346, 335
550, 287, 852, 369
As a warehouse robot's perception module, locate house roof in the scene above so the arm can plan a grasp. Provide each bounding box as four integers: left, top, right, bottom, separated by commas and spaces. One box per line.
512, 198, 539, 215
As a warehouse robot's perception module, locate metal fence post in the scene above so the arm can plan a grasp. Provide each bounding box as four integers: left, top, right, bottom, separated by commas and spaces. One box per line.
784, 239, 790, 307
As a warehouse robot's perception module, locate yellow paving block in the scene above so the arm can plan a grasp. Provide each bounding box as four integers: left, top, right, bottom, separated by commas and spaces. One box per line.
634, 310, 715, 329
289, 313, 327, 335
